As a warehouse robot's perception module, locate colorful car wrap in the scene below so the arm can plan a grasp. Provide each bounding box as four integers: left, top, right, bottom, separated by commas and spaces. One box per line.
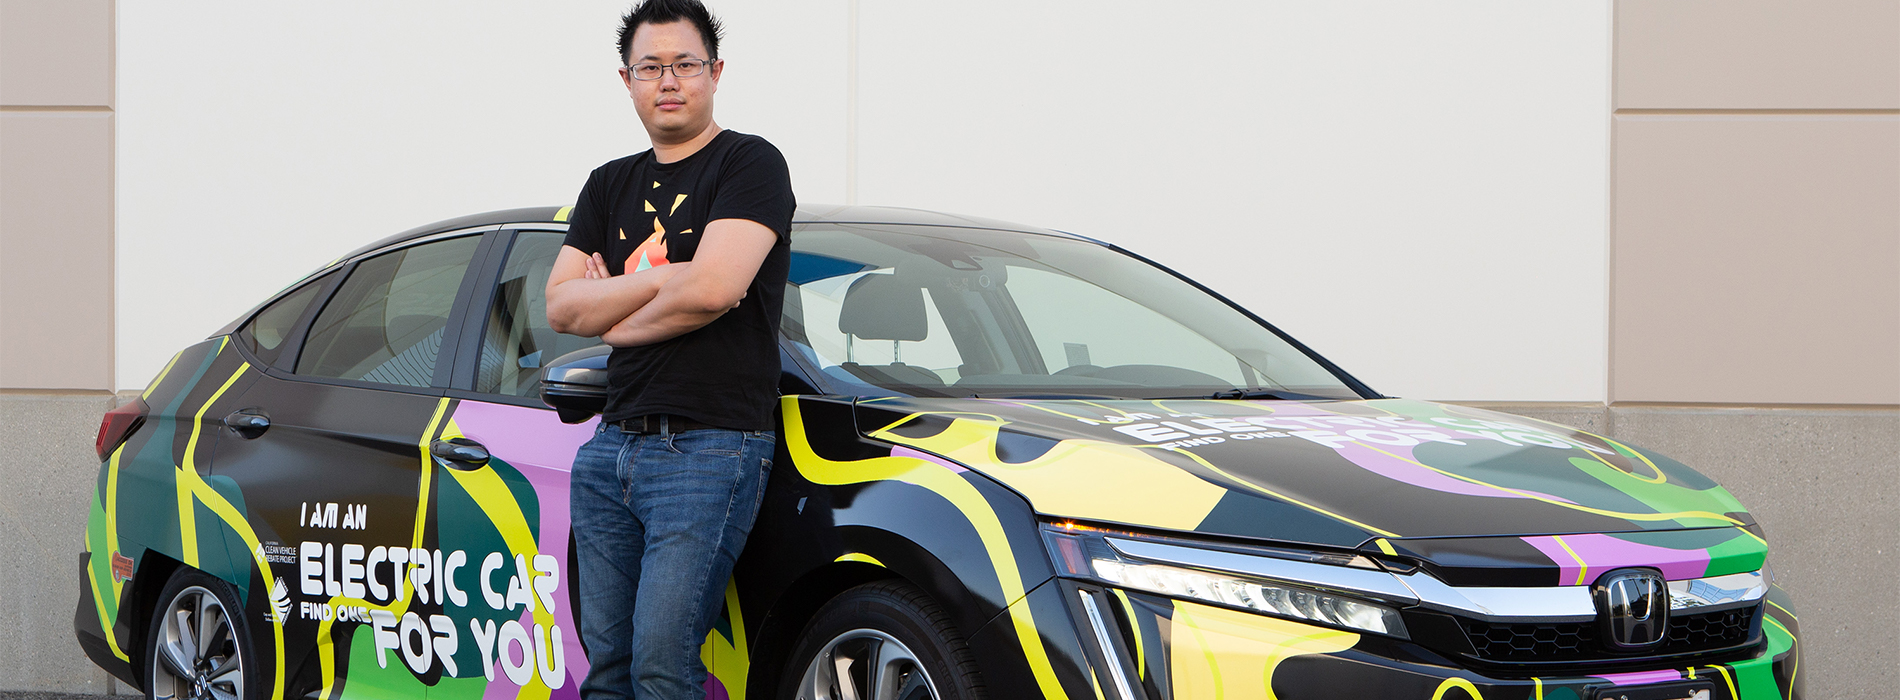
78, 214, 1802, 700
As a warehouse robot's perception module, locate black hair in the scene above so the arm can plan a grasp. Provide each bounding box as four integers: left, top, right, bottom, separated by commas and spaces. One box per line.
617, 0, 724, 64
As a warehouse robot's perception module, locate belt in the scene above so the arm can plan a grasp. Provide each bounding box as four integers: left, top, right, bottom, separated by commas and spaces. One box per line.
615, 414, 718, 435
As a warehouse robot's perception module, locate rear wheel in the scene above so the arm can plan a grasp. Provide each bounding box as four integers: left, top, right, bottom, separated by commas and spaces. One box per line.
144, 568, 260, 700
780, 580, 985, 700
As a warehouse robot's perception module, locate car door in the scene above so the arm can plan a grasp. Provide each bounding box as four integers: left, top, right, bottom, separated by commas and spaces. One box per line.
214, 230, 493, 700
441, 227, 826, 698
438, 227, 602, 694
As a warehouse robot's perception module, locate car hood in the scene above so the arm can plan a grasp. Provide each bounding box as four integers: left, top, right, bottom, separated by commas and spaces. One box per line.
852, 397, 1755, 554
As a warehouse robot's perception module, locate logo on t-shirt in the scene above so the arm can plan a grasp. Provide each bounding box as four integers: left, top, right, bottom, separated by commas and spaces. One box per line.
626, 185, 694, 272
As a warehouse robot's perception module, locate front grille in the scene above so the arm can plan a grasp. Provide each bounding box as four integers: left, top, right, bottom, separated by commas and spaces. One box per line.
1462, 605, 1758, 663
1464, 618, 1598, 660
1666, 605, 1755, 648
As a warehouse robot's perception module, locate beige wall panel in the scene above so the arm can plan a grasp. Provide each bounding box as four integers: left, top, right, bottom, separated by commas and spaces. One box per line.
0, 111, 112, 389
0, 0, 113, 107
1612, 115, 1900, 404
1616, 0, 1900, 109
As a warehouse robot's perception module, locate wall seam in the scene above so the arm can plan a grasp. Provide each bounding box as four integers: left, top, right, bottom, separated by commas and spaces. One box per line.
1614, 108, 1900, 115
1605, 0, 1620, 414
0, 104, 112, 111
844, 0, 859, 206
1449, 400, 1898, 412
106, 0, 118, 390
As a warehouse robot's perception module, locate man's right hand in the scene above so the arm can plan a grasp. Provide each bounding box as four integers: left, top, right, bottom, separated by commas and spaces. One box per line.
545, 245, 692, 338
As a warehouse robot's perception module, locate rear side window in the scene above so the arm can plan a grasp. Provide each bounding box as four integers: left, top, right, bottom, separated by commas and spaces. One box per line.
473, 231, 604, 396
237, 271, 334, 367
296, 236, 481, 388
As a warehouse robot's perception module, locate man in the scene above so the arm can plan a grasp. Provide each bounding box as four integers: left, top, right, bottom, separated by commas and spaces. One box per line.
543, 1, 794, 697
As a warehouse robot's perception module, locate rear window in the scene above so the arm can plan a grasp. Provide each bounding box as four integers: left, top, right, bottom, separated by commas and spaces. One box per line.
236, 271, 334, 367
296, 236, 480, 388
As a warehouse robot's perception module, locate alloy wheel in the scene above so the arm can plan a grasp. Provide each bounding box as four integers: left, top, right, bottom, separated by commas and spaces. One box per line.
150, 585, 244, 700
797, 628, 940, 700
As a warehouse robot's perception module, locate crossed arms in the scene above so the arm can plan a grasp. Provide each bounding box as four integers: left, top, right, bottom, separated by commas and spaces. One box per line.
544, 218, 778, 347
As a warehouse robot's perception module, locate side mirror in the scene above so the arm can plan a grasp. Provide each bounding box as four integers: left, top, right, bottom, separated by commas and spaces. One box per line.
540, 345, 612, 424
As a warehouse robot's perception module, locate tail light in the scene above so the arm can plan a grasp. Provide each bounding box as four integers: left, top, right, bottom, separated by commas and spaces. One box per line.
96, 397, 149, 460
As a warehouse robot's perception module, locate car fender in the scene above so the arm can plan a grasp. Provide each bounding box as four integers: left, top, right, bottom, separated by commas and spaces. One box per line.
82, 339, 279, 665
743, 395, 1084, 697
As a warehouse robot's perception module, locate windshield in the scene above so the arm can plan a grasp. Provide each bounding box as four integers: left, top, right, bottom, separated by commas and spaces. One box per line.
782, 224, 1363, 400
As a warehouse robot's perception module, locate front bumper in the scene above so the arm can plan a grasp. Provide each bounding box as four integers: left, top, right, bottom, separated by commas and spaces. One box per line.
989, 578, 1802, 700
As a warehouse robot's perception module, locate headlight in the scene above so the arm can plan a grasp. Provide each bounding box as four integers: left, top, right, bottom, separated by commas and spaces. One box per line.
1044, 523, 1411, 638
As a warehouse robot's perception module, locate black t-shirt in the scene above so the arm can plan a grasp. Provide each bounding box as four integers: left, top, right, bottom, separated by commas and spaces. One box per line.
562, 130, 795, 431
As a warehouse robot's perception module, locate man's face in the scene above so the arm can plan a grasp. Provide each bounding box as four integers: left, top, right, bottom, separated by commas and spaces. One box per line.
622, 20, 722, 144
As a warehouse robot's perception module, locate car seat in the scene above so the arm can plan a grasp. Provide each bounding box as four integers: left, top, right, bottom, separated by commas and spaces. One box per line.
835, 274, 944, 388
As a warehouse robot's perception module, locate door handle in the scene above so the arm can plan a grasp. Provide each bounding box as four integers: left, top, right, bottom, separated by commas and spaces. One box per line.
222, 410, 270, 439
430, 438, 490, 470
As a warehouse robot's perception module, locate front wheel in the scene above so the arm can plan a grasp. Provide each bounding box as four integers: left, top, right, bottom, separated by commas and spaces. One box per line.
144, 568, 261, 700
780, 580, 985, 700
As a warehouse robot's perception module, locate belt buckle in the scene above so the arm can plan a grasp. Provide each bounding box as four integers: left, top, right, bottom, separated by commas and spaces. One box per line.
629, 415, 674, 435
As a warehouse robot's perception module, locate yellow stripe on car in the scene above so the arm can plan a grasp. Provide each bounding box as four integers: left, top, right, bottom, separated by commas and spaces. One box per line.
1155, 446, 1400, 537
1551, 536, 1589, 586
704, 580, 751, 700
1167, 599, 1358, 700
1768, 599, 1797, 621
439, 414, 560, 700
1349, 441, 1743, 528
834, 552, 886, 567
868, 413, 1229, 532
176, 358, 248, 567
317, 398, 458, 700
1711, 665, 1737, 698
93, 347, 188, 663
1109, 590, 1145, 681
1430, 677, 1485, 700
784, 399, 1073, 700
164, 352, 290, 700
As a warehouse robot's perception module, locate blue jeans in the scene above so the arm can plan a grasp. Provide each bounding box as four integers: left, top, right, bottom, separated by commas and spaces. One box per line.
570, 423, 775, 700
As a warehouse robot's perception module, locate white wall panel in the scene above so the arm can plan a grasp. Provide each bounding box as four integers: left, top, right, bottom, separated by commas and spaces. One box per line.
856, 1, 1610, 401
117, 1, 847, 389
120, 1, 1607, 402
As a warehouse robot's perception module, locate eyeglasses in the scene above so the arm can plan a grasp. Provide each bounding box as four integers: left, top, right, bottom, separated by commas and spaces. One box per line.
621, 59, 712, 81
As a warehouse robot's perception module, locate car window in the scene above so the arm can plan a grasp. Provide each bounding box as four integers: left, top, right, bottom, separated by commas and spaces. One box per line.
296, 235, 481, 388
789, 268, 964, 391
784, 225, 1359, 399
236, 270, 334, 367
1005, 265, 1251, 385
473, 231, 604, 397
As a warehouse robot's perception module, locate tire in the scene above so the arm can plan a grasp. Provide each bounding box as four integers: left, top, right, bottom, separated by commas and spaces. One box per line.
779, 580, 986, 700
143, 568, 264, 700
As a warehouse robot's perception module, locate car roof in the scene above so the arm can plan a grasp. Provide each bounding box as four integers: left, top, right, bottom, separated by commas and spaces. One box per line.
219, 204, 1103, 339
343, 204, 1093, 261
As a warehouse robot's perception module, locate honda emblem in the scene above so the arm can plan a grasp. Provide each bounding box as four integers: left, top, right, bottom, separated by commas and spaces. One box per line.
1594, 568, 1668, 650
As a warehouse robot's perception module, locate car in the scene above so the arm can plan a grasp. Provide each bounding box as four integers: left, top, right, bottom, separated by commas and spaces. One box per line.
76, 205, 1801, 700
